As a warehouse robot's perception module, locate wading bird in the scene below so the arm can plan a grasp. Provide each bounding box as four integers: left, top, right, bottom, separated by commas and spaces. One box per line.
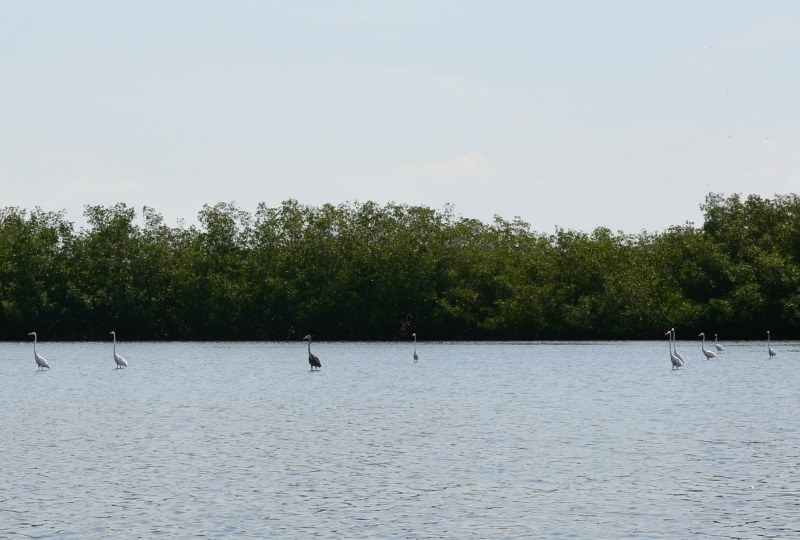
303, 335, 321, 370
665, 329, 684, 370
715, 334, 725, 352
698, 333, 718, 360
27, 332, 50, 370
412, 333, 419, 363
768, 331, 777, 359
109, 331, 129, 369
672, 328, 685, 366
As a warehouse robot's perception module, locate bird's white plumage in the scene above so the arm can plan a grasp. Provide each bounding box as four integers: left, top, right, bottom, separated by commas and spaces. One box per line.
767, 331, 777, 359
698, 332, 717, 360
672, 328, 685, 366
109, 331, 129, 368
714, 334, 725, 352
28, 332, 50, 370
666, 329, 683, 369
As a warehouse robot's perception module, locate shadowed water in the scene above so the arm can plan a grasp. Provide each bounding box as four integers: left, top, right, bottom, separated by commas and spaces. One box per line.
2, 340, 799, 538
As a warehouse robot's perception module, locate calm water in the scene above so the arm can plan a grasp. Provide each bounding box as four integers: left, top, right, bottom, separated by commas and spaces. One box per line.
2, 339, 800, 538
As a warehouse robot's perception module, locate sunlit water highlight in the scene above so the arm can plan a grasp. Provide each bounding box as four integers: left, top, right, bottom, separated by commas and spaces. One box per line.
2, 340, 800, 538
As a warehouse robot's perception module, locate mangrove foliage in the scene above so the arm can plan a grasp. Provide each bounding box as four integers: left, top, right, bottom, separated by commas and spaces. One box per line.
1, 193, 799, 341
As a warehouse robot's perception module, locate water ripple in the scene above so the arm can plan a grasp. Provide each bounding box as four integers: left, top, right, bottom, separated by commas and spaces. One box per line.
2, 340, 800, 537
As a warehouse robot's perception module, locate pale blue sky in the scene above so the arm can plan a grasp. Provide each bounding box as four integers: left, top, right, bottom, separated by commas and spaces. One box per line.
2, 1, 799, 233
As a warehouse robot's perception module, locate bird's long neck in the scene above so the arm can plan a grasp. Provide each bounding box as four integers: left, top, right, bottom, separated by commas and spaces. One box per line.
113, 334, 117, 354
307, 340, 311, 354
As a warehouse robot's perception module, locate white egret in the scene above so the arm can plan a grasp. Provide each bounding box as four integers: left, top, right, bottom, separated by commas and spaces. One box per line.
698, 333, 717, 360
665, 329, 684, 370
767, 331, 777, 359
412, 333, 419, 363
109, 331, 129, 369
303, 335, 321, 370
672, 328, 685, 366
27, 332, 50, 370
714, 334, 725, 352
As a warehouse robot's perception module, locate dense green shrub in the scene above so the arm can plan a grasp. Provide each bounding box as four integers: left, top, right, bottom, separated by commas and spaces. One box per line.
2, 194, 797, 340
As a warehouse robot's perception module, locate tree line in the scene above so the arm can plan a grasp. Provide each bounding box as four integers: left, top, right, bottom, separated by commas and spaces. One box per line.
2, 193, 799, 341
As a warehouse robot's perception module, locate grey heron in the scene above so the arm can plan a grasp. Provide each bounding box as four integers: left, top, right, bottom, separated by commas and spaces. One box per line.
303, 335, 321, 370
412, 333, 419, 363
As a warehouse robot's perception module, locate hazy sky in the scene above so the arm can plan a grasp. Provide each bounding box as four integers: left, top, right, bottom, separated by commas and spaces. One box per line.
2, 1, 799, 233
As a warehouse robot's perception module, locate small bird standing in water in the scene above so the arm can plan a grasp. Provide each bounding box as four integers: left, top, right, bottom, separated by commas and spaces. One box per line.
109, 331, 129, 369
28, 331, 50, 370
672, 328, 685, 366
714, 334, 725, 352
304, 335, 321, 370
665, 329, 683, 370
768, 331, 777, 359
698, 333, 718, 360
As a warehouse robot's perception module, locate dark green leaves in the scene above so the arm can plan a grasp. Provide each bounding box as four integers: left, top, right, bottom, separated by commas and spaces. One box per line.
2, 194, 798, 340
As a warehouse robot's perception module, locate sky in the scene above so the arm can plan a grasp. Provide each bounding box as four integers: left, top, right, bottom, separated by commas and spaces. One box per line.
2, 1, 799, 234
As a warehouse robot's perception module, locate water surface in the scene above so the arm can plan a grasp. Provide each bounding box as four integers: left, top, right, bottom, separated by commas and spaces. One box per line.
2, 340, 799, 538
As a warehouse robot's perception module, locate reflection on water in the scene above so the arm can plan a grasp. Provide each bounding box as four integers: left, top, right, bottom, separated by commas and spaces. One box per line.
2, 340, 800, 538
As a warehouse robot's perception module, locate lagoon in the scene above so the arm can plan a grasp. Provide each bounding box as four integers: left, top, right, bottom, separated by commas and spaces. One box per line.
2, 340, 799, 538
